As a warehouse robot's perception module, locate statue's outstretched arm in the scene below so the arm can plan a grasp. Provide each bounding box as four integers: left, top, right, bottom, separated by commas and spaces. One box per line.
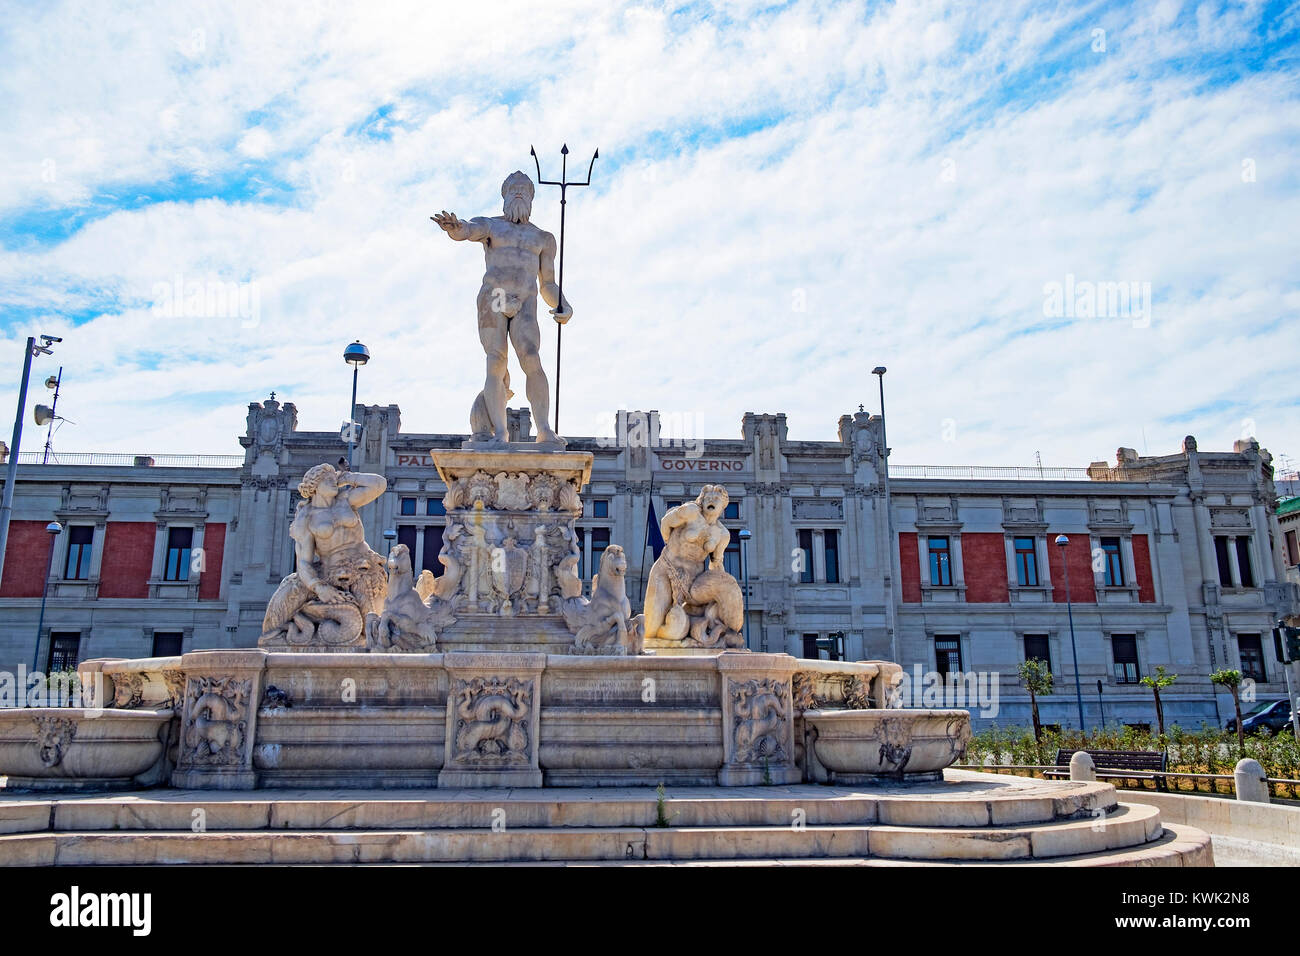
431, 211, 490, 242
538, 232, 572, 321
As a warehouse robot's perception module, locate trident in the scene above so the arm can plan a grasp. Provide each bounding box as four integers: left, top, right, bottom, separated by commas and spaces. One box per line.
531, 143, 597, 434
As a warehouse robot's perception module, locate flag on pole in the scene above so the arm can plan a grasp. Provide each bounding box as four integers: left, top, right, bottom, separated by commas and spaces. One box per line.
646, 497, 666, 561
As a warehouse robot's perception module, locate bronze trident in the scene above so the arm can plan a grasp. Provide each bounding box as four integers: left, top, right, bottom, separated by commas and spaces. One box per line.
530, 144, 598, 434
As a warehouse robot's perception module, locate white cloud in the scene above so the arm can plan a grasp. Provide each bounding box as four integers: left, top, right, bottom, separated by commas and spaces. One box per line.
0, 0, 1296, 473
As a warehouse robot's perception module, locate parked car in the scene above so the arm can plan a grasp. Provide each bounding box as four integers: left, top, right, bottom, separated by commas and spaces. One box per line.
1225, 698, 1294, 735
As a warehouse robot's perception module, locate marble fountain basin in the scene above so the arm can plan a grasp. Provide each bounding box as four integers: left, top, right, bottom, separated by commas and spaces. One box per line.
802, 708, 972, 783
0, 708, 173, 790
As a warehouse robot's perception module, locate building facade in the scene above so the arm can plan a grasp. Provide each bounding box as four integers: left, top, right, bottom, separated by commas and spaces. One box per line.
2, 394, 1297, 730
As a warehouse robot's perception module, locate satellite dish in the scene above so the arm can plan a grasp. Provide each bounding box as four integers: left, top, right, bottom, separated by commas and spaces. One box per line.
34, 404, 55, 426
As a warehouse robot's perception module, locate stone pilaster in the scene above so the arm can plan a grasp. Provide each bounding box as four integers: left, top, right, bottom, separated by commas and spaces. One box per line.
438, 652, 546, 788
171, 649, 267, 790
717, 651, 800, 786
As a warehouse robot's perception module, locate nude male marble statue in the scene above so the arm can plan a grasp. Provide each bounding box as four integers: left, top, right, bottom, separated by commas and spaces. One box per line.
432, 171, 572, 447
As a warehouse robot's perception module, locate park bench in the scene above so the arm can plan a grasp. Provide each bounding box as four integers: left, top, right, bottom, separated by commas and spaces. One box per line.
1043, 748, 1168, 791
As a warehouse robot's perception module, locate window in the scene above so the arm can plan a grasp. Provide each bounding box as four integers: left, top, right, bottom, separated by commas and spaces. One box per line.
1238, 634, 1266, 682
423, 524, 444, 575
724, 501, 740, 520
1023, 634, 1052, 671
426, 497, 445, 516
47, 633, 80, 672
824, 530, 840, 584
935, 635, 962, 676
723, 534, 741, 579
928, 536, 952, 586
397, 525, 417, 558
1286, 529, 1299, 566
400, 497, 417, 516
1014, 537, 1038, 586
1112, 634, 1140, 683
1101, 537, 1124, 586
1234, 538, 1255, 588
797, 530, 814, 583
577, 528, 586, 581
164, 527, 193, 581
591, 499, 609, 518
64, 526, 93, 580
1214, 536, 1234, 586
802, 633, 820, 659
591, 528, 610, 575
152, 631, 183, 657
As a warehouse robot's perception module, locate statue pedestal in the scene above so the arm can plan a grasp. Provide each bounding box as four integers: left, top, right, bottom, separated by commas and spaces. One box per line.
427, 448, 594, 653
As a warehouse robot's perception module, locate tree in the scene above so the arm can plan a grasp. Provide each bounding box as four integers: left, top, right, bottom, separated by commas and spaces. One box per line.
1017, 658, 1054, 763
1140, 666, 1178, 738
1211, 669, 1244, 750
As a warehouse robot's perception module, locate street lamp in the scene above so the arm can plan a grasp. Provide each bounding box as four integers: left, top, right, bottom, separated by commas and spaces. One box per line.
738, 527, 752, 649
35, 521, 62, 672
1055, 534, 1087, 731
343, 340, 370, 468
872, 366, 897, 664
1096, 679, 1105, 729
0, 334, 61, 589
383, 529, 397, 555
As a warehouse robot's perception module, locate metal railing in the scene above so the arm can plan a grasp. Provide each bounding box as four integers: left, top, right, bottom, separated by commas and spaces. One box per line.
14, 452, 244, 468
891, 464, 1102, 481
955, 764, 1300, 800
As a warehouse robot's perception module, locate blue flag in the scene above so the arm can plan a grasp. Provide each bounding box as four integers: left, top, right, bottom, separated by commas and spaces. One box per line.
646, 497, 666, 561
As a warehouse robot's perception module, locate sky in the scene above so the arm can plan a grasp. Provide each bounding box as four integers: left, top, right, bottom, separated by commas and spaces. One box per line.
0, 0, 1297, 473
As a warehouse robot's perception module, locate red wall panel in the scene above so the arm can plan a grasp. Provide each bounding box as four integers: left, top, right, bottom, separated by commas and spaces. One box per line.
99, 522, 156, 599
898, 532, 921, 603
0, 520, 56, 598
1132, 534, 1156, 603
1048, 533, 1097, 603
198, 523, 225, 601
963, 533, 1010, 603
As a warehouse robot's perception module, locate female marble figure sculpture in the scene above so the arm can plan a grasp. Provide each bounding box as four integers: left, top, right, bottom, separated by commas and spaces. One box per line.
260, 464, 388, 648
431, 170, 572, 447
642, 485, 745, 649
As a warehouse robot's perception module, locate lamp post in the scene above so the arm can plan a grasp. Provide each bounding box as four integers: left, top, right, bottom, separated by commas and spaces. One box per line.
1096, 678, 1105, 729
383, 529, 397, 555
739, 527, 752, 649
872, 366, 897, 664
0, 334, 60, 589
35, 521, 62, 672
1056, 534, 1087, 731
343, 341, 370, 468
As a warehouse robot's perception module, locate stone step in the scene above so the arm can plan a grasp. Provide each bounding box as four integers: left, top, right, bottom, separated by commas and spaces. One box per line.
426, 823, 1214, 868
0, 780, 1116, 835
0, 803, 1165, 866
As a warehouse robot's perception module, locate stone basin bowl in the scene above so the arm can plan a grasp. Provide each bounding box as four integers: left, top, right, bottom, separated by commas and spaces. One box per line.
0, 708, 173, 790
803, 709, 971, 782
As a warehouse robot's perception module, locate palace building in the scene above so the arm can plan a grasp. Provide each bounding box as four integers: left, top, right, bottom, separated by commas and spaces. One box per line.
1, 394, 1296, 729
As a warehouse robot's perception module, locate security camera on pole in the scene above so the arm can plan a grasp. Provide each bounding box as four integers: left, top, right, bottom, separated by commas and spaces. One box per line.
0, 333, 61, 589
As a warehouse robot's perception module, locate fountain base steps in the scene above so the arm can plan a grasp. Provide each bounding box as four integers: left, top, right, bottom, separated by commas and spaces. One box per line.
0, 771, 1212, 867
